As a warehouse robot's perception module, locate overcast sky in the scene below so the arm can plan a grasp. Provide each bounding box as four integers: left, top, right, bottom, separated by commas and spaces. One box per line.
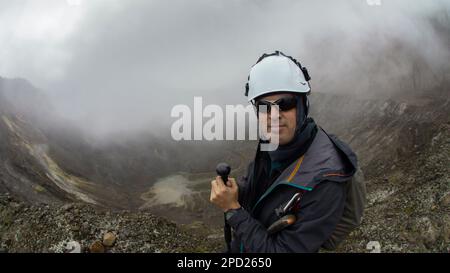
1, 0, 449, 137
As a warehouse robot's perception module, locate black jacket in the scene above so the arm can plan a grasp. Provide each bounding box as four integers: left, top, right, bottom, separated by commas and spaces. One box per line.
228, 128, 358, 253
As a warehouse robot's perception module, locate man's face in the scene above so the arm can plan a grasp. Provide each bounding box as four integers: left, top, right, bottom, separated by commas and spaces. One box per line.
255, 93, 297, 146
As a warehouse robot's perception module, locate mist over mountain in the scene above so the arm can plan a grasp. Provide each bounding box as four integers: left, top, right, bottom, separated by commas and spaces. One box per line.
1, 0, 449, 137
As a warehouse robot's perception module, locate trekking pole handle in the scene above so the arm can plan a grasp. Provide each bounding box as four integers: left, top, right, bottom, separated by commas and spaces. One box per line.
216, 162, 232, 253
216, 163, 231, 184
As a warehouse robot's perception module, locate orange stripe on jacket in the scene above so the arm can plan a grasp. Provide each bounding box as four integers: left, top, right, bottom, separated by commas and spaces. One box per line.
287, 155, 305, 182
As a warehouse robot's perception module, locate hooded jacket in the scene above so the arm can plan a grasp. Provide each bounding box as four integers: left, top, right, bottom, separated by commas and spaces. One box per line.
228, 127, 358, 253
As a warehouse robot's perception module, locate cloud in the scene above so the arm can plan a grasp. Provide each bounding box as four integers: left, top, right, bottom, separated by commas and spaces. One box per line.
1, 0, 449, 137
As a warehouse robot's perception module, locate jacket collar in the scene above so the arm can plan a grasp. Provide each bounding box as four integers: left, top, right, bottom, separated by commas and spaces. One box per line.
267, 128, 358, 191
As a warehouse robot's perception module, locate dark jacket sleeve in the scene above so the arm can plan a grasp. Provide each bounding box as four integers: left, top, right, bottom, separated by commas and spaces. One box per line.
227, 180, 347, 253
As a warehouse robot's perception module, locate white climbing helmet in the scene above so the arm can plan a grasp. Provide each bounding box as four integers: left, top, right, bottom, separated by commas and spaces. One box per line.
245, 51, 311, 102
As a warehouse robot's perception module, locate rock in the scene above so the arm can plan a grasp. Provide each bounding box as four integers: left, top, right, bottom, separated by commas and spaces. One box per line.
121, 230, 130, 237
102, 232, 116, 247
62, 203, 74, 212
64, 241, 81, 253
443, 215, 450, 243
4, 238, 12, 247
89, 241, 105, 253
439, 192, 450, 207
10, 202, 22, 212
206, 234, 223, 240
418, 217, 438, 248
71, 225, 80, 232
81, 222, 90, 233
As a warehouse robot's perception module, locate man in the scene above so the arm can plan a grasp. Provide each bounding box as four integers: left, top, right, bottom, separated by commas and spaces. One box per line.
210, 51, 362, 253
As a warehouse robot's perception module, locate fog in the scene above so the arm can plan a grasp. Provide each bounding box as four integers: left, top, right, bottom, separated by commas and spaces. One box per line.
1, 0, 449, 138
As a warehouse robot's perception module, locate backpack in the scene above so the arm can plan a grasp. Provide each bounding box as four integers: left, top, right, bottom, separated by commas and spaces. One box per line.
322, 166, 367, 250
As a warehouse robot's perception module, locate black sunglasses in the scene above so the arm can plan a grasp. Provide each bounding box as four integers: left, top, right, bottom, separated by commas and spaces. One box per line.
254, 96, 297, 113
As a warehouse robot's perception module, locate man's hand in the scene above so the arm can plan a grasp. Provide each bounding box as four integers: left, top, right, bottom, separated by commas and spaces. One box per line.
210, 176, 241, 212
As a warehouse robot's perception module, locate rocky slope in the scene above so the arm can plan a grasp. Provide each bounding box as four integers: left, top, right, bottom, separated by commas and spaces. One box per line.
0, 193, 222, 253
311, 91, 450, 253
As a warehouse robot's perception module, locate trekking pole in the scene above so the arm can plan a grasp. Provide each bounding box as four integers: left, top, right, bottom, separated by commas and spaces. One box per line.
216, 163, 232, 253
